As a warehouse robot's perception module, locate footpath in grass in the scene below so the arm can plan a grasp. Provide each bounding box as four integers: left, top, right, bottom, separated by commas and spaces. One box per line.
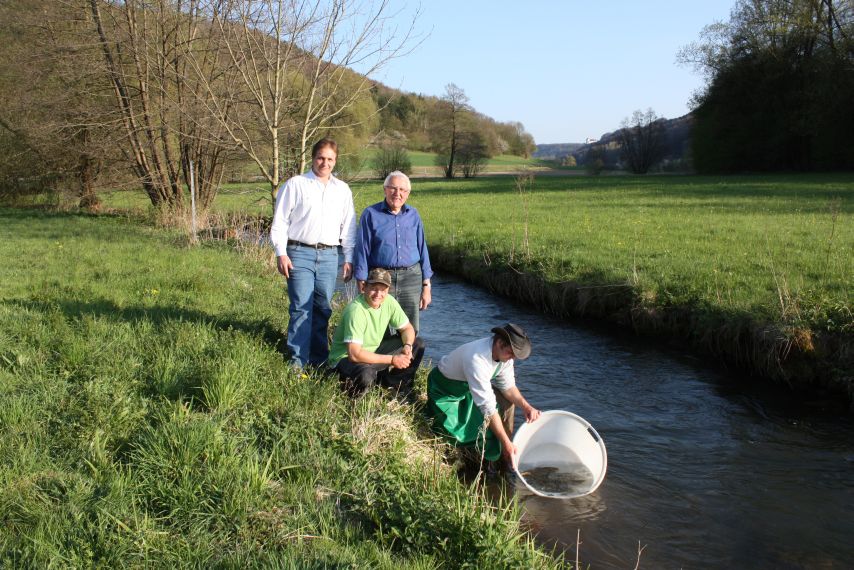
0, 209, 562, 568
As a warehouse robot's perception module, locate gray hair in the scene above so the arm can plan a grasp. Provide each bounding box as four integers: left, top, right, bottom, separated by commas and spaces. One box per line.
383, 171, 411, 191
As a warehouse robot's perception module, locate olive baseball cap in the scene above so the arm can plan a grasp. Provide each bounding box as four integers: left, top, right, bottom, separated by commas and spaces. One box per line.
491, 322, 532, 360
366, 268, 392, 287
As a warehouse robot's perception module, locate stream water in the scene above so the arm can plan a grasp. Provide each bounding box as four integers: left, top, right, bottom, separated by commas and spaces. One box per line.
416, 273, 854, 569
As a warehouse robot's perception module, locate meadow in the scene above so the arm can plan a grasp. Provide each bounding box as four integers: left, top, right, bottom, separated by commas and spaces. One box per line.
103, 171, 852, 334
0, 208, 562, 567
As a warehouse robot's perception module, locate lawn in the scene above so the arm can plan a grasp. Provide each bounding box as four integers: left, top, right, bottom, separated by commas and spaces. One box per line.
0, 208, 561, 568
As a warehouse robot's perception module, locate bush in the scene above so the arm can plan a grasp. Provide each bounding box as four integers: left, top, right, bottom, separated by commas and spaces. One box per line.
372, 145, 412, 180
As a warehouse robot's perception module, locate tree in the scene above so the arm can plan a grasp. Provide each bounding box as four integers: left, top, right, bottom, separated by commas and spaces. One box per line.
189, 0, 418, 208
86, 0, 234, 214
618, 109, 665, 174
0, 0, 120, 209
371, 143, 412, 179
431, 83, 472, 178
456, 130, 489, 178
678, 0, 854, 172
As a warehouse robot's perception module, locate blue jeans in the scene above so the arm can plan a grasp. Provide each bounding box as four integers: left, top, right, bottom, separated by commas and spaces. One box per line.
286, 244, 340, 367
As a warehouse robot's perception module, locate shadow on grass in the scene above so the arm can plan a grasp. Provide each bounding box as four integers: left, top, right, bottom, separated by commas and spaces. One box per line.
5, 296, 289, 359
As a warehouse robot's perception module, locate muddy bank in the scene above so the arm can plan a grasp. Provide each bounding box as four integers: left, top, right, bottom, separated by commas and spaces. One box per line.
428, 244, 854, 411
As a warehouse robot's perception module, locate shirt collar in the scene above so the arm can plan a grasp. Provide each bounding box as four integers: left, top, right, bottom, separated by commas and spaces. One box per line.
381, 200, 409, 214
305, 169, 338, 184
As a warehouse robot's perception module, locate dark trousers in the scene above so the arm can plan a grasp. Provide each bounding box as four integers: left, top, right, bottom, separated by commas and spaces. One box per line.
333, 336, 425, 398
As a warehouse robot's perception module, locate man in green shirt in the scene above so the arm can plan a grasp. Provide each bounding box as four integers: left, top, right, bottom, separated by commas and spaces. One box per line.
328, 268, 425, 398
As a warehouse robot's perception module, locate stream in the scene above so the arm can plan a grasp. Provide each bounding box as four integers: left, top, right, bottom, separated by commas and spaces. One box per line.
416, 273, 854, 569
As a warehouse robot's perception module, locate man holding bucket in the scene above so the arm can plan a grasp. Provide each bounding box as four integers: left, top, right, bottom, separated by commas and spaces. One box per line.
426, 323, 541, 467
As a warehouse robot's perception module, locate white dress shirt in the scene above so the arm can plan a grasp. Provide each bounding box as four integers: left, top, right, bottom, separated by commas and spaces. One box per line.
437, 337, 516, 417
270, 170, 357, 262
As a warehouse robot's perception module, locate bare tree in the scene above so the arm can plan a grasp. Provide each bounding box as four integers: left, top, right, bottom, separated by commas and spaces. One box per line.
88, 0, 233, 214
618, 108, 665, 174
431, 83, 472, 178
186, 0, 419, 207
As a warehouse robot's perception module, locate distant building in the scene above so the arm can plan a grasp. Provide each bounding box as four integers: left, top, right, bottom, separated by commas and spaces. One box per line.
584, 137, 598, 144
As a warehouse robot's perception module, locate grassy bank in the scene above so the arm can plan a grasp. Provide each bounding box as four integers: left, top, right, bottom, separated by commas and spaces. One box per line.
0, 209, 562, 567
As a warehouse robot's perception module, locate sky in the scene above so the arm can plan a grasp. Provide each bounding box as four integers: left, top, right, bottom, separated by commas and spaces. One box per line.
364, 1, 737, 144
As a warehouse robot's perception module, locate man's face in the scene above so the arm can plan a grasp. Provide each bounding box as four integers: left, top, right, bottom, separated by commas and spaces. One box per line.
383, 176, 410, 212
312, 146, 337, 179
493, 340, 515, 362
363, 282, 389, 309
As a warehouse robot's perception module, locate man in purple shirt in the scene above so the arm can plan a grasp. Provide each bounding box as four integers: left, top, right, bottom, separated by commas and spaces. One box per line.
353, 171, 433, 333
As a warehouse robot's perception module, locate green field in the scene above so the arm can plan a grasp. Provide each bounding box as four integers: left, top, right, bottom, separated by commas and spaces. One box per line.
103, 172, 853, 334
0, 209, 560, 567
397, 174, 852, 332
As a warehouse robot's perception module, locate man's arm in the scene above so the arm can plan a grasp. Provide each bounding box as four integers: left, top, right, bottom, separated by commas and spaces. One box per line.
499, 386, 541, 423
487, 412, 517, 468
346, 341, 412, 369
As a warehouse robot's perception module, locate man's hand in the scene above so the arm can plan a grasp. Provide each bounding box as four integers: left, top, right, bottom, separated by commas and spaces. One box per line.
523, 405, 541, 423
342, 262, 353, 283
502, 441, 519, 470
390, 352, 412, 369
419, 285, 432, 310
277, 255, 293, 278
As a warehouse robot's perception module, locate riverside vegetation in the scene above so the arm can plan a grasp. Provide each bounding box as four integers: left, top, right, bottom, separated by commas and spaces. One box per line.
0, 209, 563, 567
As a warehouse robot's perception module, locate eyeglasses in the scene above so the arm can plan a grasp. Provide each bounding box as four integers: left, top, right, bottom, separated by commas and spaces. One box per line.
384, 186, 410, 194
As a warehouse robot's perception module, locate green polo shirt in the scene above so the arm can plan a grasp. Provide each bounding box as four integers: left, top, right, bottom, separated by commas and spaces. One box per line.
327, 294, 410, 367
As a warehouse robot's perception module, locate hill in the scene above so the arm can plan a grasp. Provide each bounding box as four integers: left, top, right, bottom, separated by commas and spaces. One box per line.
537, 113, 694, 169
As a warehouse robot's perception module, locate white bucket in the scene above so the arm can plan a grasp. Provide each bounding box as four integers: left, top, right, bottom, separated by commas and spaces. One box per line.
513, 410, 607, 499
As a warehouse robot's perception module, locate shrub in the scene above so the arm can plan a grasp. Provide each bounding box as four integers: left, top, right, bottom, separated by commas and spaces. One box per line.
372, 145, 412, 180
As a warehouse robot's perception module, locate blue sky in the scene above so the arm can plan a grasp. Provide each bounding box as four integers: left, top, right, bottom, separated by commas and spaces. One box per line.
366, 1, 736, 144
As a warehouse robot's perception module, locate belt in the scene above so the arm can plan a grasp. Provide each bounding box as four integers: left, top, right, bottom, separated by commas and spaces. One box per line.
382, 262, 420, 271
287, 240, 337, 250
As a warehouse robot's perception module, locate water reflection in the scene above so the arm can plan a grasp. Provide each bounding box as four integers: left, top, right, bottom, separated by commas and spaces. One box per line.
419, 273, 854, 569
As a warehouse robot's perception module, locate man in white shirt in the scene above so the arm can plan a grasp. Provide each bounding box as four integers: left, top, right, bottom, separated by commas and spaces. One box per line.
270, 139, 357, 368
426, 323, 541, 467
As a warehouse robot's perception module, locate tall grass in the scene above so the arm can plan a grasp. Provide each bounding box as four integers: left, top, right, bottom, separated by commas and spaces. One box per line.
0, 209, 563, 568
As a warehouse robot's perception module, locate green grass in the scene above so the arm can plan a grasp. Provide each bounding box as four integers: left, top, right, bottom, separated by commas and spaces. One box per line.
0, 208, 563, 568
100, 172, 853, 333
384, 173, 853, 333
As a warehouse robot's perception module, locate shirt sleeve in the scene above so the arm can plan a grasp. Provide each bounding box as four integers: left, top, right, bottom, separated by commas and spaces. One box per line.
353, 209, 371, 282
269, 180, 294, 257
339, 187, 357, 263
340, 304, 366, 346
414, 210, 433, 280
464, 355, 500, 418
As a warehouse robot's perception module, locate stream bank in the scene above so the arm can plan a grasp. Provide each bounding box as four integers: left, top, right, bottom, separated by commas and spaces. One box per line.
428, 244, 854, 411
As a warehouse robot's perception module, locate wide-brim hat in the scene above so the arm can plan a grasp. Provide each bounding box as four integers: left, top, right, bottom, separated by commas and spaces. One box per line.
366, 267, 392, 287
491, 322, 531, 360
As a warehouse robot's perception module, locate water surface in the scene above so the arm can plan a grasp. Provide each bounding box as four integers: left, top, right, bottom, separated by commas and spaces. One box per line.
418, 274, 854, 569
